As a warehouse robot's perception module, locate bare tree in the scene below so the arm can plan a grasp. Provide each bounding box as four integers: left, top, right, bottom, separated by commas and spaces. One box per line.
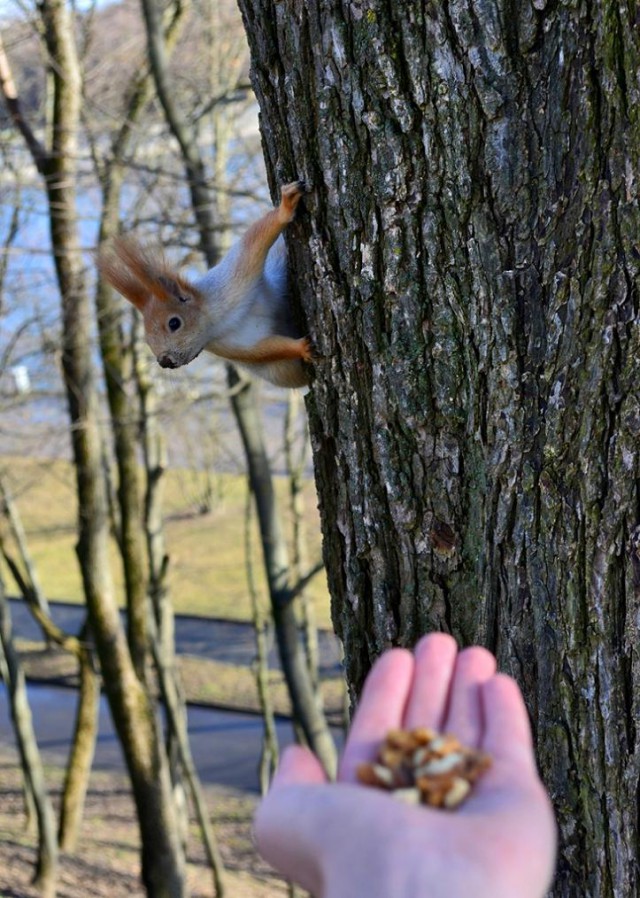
0, 8, 188, 896
139, 0, 336, 776
0, 574, 58, 898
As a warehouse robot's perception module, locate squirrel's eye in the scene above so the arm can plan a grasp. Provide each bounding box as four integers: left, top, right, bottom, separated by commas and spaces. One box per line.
168, 316, 182, 333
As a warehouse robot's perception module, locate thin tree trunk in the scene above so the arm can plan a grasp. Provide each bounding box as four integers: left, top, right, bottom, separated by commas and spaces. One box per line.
283, 391, 320, 692
134, 322, 227, 897
95, 0, 187, 682
140, 0, 336, 776
238, 3, 640, 896
148, 610, 228, 898
139, 0, 219, 264
1, 5, 188, 894
57, 636, 100, 852
229, 368, 336, 777
0, 576, 58, 898
245, 484, 279, 793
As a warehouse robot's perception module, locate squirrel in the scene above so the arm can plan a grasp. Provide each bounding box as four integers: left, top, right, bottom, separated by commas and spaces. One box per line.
98, 180, 312, 388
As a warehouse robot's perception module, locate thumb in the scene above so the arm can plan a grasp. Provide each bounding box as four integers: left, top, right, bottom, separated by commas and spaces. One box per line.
271, 744, 329, 787
254, 745, 328, 893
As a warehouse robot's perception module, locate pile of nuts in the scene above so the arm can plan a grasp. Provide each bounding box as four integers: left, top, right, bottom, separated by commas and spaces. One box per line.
356, 727, 492, 810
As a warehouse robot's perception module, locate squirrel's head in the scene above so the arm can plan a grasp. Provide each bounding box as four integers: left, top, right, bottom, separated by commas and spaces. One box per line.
98, 237, 207, 369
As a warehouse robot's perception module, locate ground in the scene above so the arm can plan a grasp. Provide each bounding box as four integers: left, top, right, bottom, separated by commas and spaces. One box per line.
0, 745, 289, 898
1, 634, 336, 898
1, 455, 331, 626
0, 455, 333, 895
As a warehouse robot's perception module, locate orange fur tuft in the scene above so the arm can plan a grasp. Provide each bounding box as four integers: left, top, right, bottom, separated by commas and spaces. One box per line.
97, 240, 150, 310
97, 237, 193, 308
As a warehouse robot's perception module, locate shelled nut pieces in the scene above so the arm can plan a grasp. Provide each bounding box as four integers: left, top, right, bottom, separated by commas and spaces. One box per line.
356, 727, 492, 810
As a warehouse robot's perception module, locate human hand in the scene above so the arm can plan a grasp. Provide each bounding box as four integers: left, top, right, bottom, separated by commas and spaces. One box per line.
255, 633, 557, 898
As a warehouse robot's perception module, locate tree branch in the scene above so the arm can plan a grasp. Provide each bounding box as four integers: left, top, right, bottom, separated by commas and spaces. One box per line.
283, 560, 326, 606
0, 30, 49, 174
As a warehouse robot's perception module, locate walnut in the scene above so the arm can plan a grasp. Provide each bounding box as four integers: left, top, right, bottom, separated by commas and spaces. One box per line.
356, 727, 491, 811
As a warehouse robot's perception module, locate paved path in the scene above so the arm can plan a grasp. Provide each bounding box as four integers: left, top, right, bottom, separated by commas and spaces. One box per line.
7, 598, 342, 674
0, 682, 312, 793
2, 600, 344, 793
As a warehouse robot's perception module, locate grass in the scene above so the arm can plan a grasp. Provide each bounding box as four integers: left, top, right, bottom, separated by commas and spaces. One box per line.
0, 459, 339, 897
0, 454, 332, 628
17, 638, 345, 721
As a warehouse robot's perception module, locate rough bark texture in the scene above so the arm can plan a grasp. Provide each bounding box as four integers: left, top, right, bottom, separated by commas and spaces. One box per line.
237, 3, 640, 896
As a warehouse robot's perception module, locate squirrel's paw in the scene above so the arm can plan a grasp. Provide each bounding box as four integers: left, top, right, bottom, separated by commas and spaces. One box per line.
280, 180, 309, 218
299, 336, 324, 362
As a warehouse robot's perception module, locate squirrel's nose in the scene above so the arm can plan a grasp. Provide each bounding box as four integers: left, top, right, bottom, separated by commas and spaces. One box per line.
158, 355, 177, 369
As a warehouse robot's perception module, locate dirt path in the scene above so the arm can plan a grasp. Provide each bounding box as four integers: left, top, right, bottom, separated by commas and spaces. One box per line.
0, 744, 288, 898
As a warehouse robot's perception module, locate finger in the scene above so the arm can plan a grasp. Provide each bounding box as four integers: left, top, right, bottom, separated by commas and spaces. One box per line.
442, 646, 496, 746
480, 673, 540, 778
272, 744, 329, 788
254, 781, 324, 893
254, 746, 327, 894
403, 632, 459, 730
339, 647, 414, 782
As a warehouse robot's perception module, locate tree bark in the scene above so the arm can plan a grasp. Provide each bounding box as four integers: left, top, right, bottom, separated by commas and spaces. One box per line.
237, 3, 640, 896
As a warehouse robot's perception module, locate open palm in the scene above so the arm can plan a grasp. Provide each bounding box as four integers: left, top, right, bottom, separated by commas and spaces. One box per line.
255, 633, 556, 898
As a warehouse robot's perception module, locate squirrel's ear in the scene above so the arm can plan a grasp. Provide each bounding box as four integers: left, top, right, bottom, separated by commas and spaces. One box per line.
157, 274, 194, 303
98, 237, 196, 308
97, 238, 152, 311
98, 258, 148, 310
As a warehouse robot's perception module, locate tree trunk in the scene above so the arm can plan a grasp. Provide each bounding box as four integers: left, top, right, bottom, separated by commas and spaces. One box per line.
237, 3, 640, 896
229, 369, 337, 776
57, 638, 100, 852
284, 393, 321, 692
134, 323, 228, 897
0, 577, 58, 898
245, 482, 279, 793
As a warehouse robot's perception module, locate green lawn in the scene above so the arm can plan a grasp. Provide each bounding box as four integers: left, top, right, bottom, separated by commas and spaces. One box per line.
0, 455, 331, 627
